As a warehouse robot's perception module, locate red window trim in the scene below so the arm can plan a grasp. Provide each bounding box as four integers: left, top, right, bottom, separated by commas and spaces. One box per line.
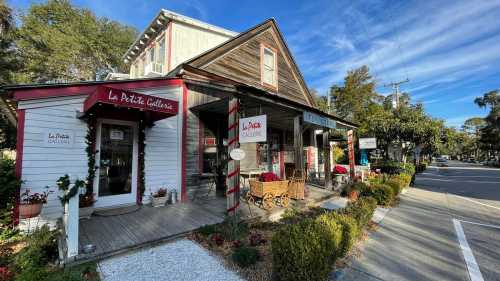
260, 43, 279, 92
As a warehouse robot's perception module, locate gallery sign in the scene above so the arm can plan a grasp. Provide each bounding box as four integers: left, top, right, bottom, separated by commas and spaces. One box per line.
43, 130, 74, 148
239, 115, 267, 143
303, 111, 336, 129
359, 138, 377, 149
84, 86, 178, 115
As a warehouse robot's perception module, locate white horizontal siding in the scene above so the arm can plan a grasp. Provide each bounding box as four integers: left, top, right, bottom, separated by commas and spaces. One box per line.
135, 87, 182, 201
20, 98, 87, 221
18, 85, 182, 225
171, 22, 233, 70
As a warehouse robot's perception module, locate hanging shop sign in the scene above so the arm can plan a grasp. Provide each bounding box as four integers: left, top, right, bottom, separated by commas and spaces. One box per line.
43, 130, 74, 148
230, 148, 246, 161
347, 130, 356, 178
239, 115, 267, 143
359, 138, 377, 149
303, 111, 336, 129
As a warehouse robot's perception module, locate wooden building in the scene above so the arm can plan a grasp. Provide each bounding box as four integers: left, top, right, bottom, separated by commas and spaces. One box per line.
1, 11, 356, 259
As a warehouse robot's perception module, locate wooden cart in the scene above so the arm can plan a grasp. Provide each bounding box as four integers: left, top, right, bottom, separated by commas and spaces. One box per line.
246, 180, 290, 210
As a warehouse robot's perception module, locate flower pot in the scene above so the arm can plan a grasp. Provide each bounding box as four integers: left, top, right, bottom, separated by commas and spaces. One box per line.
151, 196, 167, 207
19, 203, 43, 219
79, 206, 94, 219
348, 190, 359, 201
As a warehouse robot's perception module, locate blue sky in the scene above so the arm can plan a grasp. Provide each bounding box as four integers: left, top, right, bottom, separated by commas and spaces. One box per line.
9, 0, 500, 128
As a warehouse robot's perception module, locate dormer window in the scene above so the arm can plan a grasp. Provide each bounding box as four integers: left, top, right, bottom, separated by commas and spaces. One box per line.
261, 44, 278, 90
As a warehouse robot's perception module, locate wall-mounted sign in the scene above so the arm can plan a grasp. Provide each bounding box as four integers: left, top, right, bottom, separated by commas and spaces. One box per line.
359, 138, 377, 149
303, 111, 336, 129
239, 115, 267, 143
110, 129, 124, 140
43, 130, 74, 148
230, 148, 246, 160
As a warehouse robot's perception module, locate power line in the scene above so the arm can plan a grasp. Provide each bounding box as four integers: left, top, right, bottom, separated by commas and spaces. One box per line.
384, 78, 409, 108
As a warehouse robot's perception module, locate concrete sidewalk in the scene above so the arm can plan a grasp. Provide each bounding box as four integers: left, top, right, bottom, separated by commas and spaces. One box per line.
337, 188, 469, 281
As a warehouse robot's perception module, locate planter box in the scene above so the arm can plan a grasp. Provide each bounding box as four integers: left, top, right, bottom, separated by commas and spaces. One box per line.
151, 196, 168, 207
19, 203, 43, 219
79, 206, 94, 219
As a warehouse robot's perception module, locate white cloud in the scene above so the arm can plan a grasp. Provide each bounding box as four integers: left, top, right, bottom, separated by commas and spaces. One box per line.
291, 0, 500, 98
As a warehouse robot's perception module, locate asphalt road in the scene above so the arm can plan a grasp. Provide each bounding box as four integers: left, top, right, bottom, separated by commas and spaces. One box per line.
339, 160, 500, 281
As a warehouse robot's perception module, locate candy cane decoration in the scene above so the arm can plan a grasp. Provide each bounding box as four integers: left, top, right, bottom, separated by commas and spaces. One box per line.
226, 98, 240, 214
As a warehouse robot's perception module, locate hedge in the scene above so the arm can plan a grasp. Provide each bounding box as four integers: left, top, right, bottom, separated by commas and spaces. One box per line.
272, 219, 336, 281
342, 197, 377, 229
361, 184, 394, 206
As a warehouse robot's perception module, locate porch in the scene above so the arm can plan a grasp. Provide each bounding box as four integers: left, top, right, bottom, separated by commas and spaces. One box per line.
73, 185, 336, 262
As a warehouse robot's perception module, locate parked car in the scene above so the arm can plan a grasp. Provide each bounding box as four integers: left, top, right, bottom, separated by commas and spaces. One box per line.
436, 158, 448, 167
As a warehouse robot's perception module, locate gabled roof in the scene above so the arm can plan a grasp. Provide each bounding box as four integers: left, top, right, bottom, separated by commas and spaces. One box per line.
123, 9, 238, 63
182, 19, 316, 107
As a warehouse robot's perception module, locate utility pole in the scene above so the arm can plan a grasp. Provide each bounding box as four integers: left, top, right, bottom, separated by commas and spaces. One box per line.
384, 78, 409, 108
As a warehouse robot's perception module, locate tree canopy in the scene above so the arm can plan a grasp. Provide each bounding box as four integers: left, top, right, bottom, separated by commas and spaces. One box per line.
15, 0, 137, 83
473, 90, 500, 154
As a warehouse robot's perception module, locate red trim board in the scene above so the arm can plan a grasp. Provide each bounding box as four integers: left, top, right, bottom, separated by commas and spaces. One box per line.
13, 109, 25, 225
13, 79, 184, 101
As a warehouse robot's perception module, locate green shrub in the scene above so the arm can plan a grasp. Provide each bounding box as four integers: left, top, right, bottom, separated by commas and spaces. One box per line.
400, 163, 415, 176
341, 182, 368, 197
385, 179, 402, 196
0, 159, 21, 210
231, 246, 259, 267
398, 173, 412, 188
331, 213, 358, 258
362, 184, 394, 206
343, 197, 377, 229
15, 267, 50, 281
197, 224, 219, 237
13, 225, 59, 271
272, 219, 335, 281
315, 213, 343, 259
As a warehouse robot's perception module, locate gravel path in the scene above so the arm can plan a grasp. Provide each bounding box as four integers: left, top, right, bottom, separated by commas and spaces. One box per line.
98, 239, 243, 281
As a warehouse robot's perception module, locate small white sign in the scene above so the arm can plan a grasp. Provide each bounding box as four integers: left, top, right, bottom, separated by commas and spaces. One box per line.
230, 148, 246, 160
239, 115, 267, 143
359, 138, 377, 149
110, 129, 124, 140
43, 130, 74, 148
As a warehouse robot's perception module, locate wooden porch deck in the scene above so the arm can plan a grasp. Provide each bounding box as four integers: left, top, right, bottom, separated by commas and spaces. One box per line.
77, 198, 226, 261
75, 185, 336, 262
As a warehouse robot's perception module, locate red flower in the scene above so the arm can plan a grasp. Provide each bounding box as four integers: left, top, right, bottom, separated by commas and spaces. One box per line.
259, 172, 280, 182
333, 165, 348, 174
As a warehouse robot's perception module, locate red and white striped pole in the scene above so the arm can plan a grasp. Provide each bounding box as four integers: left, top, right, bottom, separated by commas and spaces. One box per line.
226, 98, 240, 215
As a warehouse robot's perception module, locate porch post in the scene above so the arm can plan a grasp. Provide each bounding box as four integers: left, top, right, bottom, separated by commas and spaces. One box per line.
293, 115, 303, 174
64, 185, 79, 258
323, 130, 332, 189
226, 98, 240, 215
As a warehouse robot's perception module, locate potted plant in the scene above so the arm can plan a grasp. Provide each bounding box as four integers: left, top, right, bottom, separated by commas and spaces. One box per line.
79, 193, 96, 219
151, 188, 168, 207
333, 165, 348, 185
19, 187, 51, 219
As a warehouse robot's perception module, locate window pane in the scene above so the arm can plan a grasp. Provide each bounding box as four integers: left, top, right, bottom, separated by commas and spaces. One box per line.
264, 49, 274, 68
149, 47, 155, 63
158, 39, 165, 64
264, 68, 274, 85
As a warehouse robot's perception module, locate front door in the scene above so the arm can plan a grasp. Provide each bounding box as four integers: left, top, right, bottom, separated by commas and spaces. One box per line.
94, 119, 138, 208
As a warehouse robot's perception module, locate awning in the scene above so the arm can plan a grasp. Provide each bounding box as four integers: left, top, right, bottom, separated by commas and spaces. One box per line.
83, 86, 178, 122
